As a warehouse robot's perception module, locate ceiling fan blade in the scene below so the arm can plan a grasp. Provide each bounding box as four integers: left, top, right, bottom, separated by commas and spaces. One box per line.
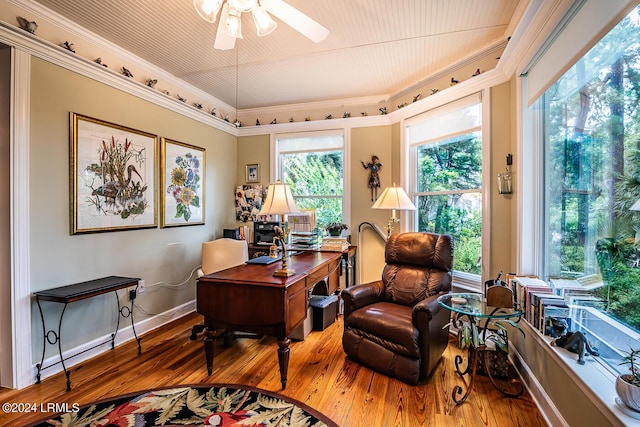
261, 0, 329, 43
214, 3, 237, 50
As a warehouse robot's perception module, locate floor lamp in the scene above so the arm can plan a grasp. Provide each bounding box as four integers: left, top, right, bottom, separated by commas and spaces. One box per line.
371, 184, 417, 236
259, 180, 301, 277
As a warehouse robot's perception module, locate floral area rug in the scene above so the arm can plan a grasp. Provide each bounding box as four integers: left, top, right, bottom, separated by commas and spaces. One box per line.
27, 383, 337, 427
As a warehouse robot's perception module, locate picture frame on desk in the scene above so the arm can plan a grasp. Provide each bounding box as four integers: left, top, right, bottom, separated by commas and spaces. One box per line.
70, 113, 157, 234
160, 138, 205, 227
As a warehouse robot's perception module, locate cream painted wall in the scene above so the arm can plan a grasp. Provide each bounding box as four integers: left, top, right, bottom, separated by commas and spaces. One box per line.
29, 58, 237, 361
351, 126, 394, 283
236, 134, 270, 186
489, 81, 517, 279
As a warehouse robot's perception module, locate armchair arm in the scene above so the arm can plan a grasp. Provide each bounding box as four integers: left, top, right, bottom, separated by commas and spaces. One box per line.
341, 280, 385, 317
412, 293, 443, 323
412, 291, 452, 378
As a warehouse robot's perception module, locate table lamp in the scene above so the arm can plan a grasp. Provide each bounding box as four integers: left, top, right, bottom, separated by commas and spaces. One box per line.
371, 184, 417, 236
259, 180, 301, 277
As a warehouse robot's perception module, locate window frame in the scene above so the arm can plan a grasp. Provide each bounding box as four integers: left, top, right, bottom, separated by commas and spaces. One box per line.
403, 92, 490, 291
519, 4, 640, 411
270, 129, 350, 228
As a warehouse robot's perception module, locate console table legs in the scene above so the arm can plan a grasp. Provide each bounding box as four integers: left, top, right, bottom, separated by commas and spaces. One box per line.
35, 299, 71, 391
117, 291, 141, 354
34, 284, 142, 391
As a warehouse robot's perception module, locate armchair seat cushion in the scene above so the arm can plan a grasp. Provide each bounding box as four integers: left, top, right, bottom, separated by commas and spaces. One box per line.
345, 302, 419, 358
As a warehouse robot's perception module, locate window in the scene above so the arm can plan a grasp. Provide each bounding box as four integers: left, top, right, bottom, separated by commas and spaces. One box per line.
275, 131, 346, 229
406, 94, 483, 282
541, 4, 640, 375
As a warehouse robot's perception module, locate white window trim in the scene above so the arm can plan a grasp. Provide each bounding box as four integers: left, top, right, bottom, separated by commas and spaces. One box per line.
402, 91, 489, 291
269, 129, 351, 227
517, 73, 639, 427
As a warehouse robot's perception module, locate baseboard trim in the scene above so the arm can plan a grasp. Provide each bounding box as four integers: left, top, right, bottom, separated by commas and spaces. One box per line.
511, 346, 568, 427
32, 300, 196, 384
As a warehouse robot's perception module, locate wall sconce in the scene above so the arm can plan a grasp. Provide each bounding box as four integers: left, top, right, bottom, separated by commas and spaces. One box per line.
497, 154, 513, 197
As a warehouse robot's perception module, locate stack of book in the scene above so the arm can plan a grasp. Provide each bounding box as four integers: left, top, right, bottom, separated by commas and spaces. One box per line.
320, 237, 349, 252
534, 294, 570, 335
511, 276, 575, 336
510, 276, 550, 315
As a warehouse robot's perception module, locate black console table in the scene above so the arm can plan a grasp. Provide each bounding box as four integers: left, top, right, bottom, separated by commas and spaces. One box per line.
33, 275, 141, 390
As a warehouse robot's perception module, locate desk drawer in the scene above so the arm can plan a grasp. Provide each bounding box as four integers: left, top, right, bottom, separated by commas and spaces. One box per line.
307, 264, 329, 285
306, 258, 340, 294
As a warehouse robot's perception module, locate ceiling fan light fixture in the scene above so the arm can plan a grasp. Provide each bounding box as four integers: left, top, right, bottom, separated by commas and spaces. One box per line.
193, 0, 223, 23
222, 6, 243, 39
228, 0, 258, 13
252, 6, 278, 36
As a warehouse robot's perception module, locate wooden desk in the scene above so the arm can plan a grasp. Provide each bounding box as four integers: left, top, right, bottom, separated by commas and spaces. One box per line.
196, 251, 342, 389
33, 275, 141, 390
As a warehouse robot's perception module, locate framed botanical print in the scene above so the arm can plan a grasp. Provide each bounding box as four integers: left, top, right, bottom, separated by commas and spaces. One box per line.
160, 137, 205, 227
71, 113, 157, 234
246, 163, 259, 183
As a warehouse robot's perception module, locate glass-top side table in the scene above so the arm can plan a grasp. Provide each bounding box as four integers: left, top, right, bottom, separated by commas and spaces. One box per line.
437, 292, 524, 405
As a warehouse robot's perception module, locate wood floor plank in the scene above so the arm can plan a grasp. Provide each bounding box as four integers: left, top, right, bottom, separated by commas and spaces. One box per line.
0, 312, 548, 426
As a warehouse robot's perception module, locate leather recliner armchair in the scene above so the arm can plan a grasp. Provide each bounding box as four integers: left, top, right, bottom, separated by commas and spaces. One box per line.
342, 232, 453, 384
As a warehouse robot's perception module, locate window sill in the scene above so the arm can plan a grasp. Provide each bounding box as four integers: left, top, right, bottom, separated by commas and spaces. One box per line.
517, 320, 640, 426
452, 277, 481, 293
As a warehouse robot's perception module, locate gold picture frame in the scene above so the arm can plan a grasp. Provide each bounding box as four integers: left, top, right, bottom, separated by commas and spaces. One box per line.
160, 137, 206, 227
70, 113, 158, 234
246, 163, 260, 183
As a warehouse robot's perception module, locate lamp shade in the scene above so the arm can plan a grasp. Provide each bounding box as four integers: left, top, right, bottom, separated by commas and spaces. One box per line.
371, 186, 417, 211
252, 6, 278, 36
259, 180, 301, 215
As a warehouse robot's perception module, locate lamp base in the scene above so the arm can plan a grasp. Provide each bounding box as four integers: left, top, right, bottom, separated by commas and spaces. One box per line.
274, 267, 296, 277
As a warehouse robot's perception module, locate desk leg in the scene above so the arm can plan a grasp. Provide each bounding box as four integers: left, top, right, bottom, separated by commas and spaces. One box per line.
203, 328, 224, 375
277, 338, 290, 390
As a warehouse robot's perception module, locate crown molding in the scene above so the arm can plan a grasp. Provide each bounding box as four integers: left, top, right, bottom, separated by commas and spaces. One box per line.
7, 0, 237, 110
0, 19, 239, 134
1, 0, 570, 136
388, 38, 509, 102
501, 0, 580, 77
236, 112, 393, 136
239, 94, 389, 118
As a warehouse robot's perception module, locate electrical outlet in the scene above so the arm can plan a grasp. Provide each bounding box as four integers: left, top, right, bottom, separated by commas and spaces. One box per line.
138, 279, 145, 293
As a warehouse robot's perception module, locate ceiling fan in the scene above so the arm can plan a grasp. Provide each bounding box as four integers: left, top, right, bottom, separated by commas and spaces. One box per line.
193, 0, 329, 50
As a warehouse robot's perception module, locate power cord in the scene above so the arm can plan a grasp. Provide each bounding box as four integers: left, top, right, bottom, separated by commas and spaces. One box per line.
130, 264, 201, 317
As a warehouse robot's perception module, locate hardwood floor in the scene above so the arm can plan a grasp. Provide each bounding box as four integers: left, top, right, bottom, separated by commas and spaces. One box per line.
0, 312, 548, 426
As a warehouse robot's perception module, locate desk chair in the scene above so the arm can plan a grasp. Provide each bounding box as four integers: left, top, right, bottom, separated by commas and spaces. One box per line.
191, 238, 249, 339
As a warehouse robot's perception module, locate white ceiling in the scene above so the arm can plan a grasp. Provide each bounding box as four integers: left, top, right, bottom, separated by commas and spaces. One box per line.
31, 0, 524, 110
